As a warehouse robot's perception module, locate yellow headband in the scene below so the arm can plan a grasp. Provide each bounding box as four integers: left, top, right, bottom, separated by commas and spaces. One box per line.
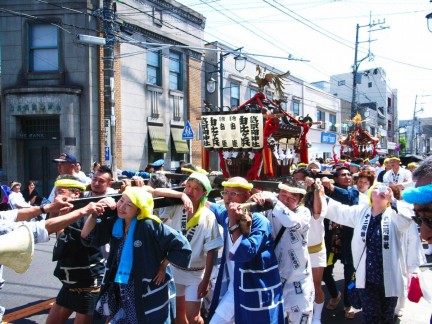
278, 183, 307, 195
389, 157, 400, 162
297, 163, 308, 167
222, 181, 253, 190
181, 167, 196, 174
55, 179, 86, 191
196, 167, 209, 175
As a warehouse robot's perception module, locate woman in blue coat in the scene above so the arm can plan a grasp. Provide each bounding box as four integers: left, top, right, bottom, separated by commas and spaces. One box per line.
81, 187, 192, 323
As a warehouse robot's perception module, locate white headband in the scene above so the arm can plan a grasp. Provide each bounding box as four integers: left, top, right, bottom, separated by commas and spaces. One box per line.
278, 183, 307, 195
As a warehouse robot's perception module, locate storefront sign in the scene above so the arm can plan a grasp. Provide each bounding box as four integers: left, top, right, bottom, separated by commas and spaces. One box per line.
387, 142, 396, 150
321, 132, 337, 144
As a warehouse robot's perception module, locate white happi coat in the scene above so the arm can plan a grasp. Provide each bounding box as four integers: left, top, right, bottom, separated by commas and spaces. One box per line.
326, 198, 415, 297
382, 168, 413, 188
269, 202, 312, 283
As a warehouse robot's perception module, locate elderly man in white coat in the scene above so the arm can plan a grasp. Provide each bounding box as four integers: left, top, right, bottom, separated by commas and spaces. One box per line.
320, 182, 417, 323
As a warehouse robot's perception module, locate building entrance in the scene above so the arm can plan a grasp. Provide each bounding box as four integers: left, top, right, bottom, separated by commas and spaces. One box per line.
21, 117, 60, 197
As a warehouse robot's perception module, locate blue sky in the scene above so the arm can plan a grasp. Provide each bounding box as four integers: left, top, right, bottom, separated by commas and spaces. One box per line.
178, 0, 432, 120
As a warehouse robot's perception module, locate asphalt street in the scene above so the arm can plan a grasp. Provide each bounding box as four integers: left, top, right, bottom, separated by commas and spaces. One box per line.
1, 236, 431, 323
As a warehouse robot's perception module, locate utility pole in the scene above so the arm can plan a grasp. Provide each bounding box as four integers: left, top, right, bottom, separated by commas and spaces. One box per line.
351, 16, 388, 118
103, 0, 117, 177
411, 95, 428, 155
411, 95, 418, 154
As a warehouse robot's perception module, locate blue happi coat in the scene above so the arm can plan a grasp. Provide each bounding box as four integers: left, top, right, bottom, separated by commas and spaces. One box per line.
208, 204, 284, 323
84, 214, 191, 323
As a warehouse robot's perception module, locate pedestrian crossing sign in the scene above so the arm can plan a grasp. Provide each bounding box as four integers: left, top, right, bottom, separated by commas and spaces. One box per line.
182, 121, 194, 140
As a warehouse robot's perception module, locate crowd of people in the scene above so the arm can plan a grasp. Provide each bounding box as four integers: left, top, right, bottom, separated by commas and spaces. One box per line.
0, 152, 431, 324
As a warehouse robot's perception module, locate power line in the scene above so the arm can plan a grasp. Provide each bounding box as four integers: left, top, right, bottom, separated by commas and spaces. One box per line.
263, 0, 355, 49
196, 0, 297, 59
33, 0, 87, 15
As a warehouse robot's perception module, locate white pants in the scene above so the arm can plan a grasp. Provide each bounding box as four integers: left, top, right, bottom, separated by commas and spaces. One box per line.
283, 277, 314, 324
210, 285, 235, 324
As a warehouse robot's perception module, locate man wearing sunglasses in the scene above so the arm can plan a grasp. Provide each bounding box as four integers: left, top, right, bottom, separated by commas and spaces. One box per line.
402, 156, 432, 255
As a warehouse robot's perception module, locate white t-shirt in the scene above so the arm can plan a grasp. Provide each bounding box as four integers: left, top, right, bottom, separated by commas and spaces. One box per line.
0, 209, 49, 243
383, 168, 413, 188
160, 205, 223, 285
8, 192, 31, 209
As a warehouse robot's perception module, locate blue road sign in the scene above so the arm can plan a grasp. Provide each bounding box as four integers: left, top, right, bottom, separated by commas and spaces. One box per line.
105, 146, 110, 161
182, 121, 195, 140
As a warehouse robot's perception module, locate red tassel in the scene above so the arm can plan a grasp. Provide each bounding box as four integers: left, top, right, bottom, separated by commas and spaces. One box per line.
246, 151, 263, 180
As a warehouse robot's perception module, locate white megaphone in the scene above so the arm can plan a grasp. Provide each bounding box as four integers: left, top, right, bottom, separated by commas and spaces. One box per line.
0, 224, 34, 273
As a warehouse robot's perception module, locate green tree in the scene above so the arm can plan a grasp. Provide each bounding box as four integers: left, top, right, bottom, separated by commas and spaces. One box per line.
399, 138, 407, 155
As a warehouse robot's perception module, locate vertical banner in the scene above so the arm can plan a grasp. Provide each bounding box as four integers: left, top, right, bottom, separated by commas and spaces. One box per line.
209, 115, 222, 149
201, 115, 213, 148
228, 114, 241, 149
238, 115, 251, 149
249, 113, 263, 149
104, 118, 111, 167
216, 115, 229, 149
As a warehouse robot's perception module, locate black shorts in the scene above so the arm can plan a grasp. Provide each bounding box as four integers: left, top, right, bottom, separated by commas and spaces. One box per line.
56, 284, 100, 315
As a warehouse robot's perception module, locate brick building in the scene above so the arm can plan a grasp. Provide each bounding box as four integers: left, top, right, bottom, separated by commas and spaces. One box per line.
0, 0, 204, 195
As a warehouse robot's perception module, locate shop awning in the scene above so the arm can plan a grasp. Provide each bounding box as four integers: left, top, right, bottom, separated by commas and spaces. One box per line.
148, 125, 168, 152
171, 127, 189, 154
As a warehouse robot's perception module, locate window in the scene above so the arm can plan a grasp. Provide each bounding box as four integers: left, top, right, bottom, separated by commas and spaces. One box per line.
338, 80, 345, 86
171, 94, 182, 121
29, 24, 59, 72
341, 123, 348, 135
230, 82, 240, 108
149, 89, 161, 118
368, 82, 372, 88
153, 8, 162, 26
250, 88, 258, 99
329, 113, 336, 132
266, 91, 273, 100
147, 51, 161, 86
292, 100, 300, 116
169, 52, 182, 90
317, 110, 325, 129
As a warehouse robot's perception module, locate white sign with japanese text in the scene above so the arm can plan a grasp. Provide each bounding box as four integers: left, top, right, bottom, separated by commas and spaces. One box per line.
201, 113, 263, 149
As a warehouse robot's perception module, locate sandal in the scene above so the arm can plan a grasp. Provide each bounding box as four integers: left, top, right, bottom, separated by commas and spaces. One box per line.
326, 291, 341, 310
344, 306, 355, 319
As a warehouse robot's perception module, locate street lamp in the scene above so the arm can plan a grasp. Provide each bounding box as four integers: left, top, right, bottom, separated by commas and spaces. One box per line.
205, 48, 247, 109
77, 34, 106, 45
206, 75, 216, 94
234, 53, 247, 72
426, 12, 432, 33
